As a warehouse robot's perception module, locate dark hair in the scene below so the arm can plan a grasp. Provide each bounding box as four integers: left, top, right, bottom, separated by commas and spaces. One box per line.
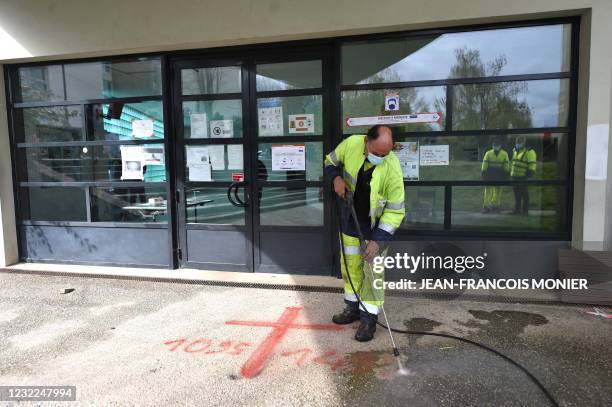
366, 125, 392, 141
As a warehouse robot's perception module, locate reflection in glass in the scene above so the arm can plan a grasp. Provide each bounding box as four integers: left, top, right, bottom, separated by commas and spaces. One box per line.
453, 79, 570, 130
64, 59, 162, 100
185, 144, 243, 182
401, 186, 444, 230
451, 185, 565, 232
91, 187, 167, 222
19, 186, 87, 221
184, 187, 244, 225
181, 66, 241, 95
342, 24, 571, 84
17, 106, 82, 143
257, 95, 322, 136
395, 133, 567, 181
89, 101, 164, 141
260, 187, 323, 226
18, 143, 166, 183
17, 65, 65, 102
183, 100, 242, 139
342, 87, 445, 133
256, 61, 322, 91
257, 142, 322, 182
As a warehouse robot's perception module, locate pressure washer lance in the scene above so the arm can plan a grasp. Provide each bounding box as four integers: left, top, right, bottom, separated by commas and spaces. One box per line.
334, 192, 559, 406
341, 190, 410, 376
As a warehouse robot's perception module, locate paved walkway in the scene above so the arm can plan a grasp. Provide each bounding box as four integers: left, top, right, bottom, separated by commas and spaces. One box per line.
0, 272, 610, 406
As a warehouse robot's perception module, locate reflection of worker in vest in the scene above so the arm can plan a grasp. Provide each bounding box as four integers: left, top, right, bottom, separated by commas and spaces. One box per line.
510, 135, 537, 215
481, 138, 509, 213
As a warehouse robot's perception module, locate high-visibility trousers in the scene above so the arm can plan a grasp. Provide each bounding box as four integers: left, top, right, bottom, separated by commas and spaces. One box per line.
339, 232, 386, 315
483, 186, 502, 208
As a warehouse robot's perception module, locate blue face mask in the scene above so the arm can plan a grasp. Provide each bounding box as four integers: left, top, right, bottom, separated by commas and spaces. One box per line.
367, 152, 385, 165
515, 143, 523, 150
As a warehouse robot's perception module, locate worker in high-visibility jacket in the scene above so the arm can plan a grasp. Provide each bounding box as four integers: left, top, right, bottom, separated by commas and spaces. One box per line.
481, 139, 509, 213
324, 125, 405, 342
510, 135, 537, 215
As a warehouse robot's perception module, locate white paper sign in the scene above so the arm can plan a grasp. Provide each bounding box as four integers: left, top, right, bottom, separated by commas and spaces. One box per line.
271, 144, 305, 171
190, 113, 208, 138
210, 120, 233, 138
288, 114, 314, 134
396, 142, 419, 180
142, 146, 165, 166
258, 100, 284, 136
120, 145, 144, 180
132, 119, 154, 138
346, 112, 441, 127
208, 145, 225, 170
385, 91, 400, 111
186, 146, 212, 181
227, 144, 243, 170
420, 145, 449, 166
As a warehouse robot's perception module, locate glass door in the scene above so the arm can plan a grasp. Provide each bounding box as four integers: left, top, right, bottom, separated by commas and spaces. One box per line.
250, 55, 333, 274
172, 46, 333, 274
174, 60, 253, 271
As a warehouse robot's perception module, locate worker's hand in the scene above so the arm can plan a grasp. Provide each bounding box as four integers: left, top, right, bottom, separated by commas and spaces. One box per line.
362, 241, 380, 263
333, 176, 347, 199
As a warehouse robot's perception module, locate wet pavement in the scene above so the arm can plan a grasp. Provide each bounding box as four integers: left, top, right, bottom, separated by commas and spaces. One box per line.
0, 271, 611, 406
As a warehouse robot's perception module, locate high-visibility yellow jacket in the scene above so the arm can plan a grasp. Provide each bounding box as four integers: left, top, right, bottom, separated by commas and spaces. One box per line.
510, 147, 537, 177
481, 148, 510, 180
325, 134, 405, 236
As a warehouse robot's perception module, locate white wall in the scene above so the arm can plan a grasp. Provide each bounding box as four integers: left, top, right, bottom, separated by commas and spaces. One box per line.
0, 64, 18, 266
0, 0, 611, 264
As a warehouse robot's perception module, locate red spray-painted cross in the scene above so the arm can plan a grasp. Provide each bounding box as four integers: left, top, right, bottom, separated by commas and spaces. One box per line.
226, 306, 345, 378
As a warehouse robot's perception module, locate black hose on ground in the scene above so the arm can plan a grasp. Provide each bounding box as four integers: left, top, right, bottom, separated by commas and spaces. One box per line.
335, 196, 558, 407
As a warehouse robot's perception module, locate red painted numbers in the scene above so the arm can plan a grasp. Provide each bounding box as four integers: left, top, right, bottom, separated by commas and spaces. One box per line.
164, 338, 252, 355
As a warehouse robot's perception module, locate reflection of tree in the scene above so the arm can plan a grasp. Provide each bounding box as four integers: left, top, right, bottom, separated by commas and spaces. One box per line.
449, 48, 532, 130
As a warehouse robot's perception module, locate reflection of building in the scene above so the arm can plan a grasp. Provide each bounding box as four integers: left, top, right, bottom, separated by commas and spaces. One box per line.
0, 3, 611, 290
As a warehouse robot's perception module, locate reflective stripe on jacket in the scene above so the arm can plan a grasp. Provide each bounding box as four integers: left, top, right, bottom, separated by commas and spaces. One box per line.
510, 148, 537, 177
325, 134, 405, 235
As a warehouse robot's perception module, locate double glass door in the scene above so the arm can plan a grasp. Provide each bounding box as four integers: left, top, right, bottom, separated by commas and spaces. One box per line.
172, 48, 333, 274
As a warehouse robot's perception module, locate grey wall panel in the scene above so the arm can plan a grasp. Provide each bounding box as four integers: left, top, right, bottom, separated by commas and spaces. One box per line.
259, 231, 331, 269
19, 225, 169, 266
186, 229, 247, 265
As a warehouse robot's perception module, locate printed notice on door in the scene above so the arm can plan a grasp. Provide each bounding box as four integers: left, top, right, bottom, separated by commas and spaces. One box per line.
396, 141, 419, 180
271, 144, 305, 171
258, 99, 284, 136
420, 145, 449, 166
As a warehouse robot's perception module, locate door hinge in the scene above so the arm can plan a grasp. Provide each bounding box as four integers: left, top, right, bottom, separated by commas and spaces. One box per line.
175, 190, 180, 203
177, 248, 182, 260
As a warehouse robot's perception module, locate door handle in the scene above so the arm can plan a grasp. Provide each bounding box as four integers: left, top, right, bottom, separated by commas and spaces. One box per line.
227, 181, 249, 208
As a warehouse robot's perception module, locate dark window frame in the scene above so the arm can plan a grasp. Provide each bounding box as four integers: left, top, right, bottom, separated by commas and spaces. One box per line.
6, 56, 170, 229
336, 20, 579, 240
4, 16, 579, 247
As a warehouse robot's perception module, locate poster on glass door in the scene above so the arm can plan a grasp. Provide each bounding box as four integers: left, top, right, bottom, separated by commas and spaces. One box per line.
258, 99, 284, 136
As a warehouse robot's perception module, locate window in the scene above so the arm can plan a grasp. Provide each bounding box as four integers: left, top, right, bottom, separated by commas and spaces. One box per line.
340, 22, 575, 237
13, 57, 167, 224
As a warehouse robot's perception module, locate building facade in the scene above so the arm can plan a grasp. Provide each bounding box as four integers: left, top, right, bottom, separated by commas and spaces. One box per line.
0, 1, 611, 277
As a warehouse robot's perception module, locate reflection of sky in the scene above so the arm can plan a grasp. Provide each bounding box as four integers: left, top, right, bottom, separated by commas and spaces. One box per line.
367, 25, 569, 82
356, 25, 569, 127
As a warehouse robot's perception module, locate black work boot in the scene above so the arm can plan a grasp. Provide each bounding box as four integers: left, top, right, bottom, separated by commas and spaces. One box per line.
355, 310, 378, 342
332, 301, 360, 325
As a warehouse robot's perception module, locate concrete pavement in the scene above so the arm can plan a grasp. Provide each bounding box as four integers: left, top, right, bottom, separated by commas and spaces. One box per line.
0, 271, 611, 406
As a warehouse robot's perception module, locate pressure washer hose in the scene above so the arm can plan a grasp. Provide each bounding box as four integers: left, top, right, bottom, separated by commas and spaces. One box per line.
335, 196, 558, 406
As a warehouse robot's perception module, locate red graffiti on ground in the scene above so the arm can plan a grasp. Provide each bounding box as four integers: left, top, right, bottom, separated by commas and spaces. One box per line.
164, 338, 252, 355
163, 307, 397, 379
225, 306, 345, 378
